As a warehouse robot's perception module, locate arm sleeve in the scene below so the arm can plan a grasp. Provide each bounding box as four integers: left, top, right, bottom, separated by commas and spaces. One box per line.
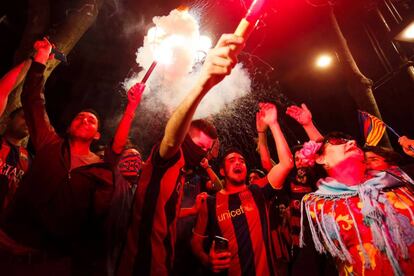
151, 143, 182, 169
104, 141, 121, 167
21, 62, 59, 151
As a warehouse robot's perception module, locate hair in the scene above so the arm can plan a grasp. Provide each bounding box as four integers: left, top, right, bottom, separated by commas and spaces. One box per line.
249, 168, 266, 178
292, 144, 304, 155
291, 144, 304, 170
8, 107, 24, 120
190, 119, 217, 139
363, 145, 401, 166
219, 147, 245, 169
72, 108, 102, 130
124, 139, 140, 151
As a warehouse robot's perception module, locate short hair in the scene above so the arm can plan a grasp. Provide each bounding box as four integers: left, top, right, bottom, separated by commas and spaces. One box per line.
72, 108, 102, 130
292, 144, 304, 155
190, 119, 217, 139
249, 169, 266, 178
220, 147, 245, 168
363, 145, 401, 166
8, 107, 24, 119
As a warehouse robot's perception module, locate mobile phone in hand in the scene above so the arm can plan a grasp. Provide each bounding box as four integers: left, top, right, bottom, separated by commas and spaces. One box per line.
214, 235, 229, 253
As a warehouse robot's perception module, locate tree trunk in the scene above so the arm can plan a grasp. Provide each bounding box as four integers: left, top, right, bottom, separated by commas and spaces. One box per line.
328, 5, 392, 147
2, 0, 105, 130
13, 0, 51, 63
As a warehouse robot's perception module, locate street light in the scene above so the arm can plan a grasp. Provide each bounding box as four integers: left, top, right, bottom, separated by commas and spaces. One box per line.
394, 21, 414, 42
315, 54, 333, 69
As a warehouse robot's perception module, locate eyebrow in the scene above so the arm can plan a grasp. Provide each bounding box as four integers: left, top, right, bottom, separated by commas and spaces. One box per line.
77, 114, 97, 120
226, 156, 245, 162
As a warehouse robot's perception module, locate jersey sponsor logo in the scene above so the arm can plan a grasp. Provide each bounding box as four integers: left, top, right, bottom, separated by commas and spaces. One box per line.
217, 203, 254, 222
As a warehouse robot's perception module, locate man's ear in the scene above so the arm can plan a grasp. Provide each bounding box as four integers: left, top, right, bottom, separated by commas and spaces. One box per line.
219, 167, 225, 177
94, 131, 101, 141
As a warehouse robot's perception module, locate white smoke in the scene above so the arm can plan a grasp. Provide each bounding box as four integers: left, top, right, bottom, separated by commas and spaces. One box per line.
124, 8, 251, 119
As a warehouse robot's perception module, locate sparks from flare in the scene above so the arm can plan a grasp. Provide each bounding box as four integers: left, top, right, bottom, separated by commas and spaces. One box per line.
140, 8, 212, 83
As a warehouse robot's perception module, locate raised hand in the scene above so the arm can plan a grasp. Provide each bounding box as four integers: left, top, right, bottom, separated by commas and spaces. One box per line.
127, 82, 145, 111
33, 37, 53, 65
199, 34, 245, 88
256, 103, 268, 132
286, 103, 313, 126
398, 136, 414, 158
195, 192, 208, 212
257, 102, 278, 127
200, 158, 210, 169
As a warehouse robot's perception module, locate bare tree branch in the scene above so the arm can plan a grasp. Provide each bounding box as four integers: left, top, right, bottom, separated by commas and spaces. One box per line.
1, 0, 106, 133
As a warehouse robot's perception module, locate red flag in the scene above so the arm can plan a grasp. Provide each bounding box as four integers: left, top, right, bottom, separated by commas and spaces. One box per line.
358, 111, 386, 146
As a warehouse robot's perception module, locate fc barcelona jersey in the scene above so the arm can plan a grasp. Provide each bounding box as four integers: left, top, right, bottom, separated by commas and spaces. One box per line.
0, 137, 31, 211
118, 145, 185, 276
203, 183, 280, 276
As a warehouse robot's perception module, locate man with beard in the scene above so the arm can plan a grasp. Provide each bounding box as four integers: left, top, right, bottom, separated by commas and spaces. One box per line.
117, 33, 245, 276
0, 107, 31, 212
0, 38, 113, 275
191, 103, 294, 276
0, 39, 43, 212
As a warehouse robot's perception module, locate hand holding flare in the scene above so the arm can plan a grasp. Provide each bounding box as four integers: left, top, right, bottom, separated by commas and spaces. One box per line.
234, 0, 266, 39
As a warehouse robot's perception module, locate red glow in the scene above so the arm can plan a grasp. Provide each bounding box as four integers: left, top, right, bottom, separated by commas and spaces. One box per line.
245, 0, 266, 22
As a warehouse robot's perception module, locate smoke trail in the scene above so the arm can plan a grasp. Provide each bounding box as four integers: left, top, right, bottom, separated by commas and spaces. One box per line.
123, 8, 252, 119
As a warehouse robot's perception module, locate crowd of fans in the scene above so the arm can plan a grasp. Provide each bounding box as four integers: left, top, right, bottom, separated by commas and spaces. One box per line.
0, 35, 413, 276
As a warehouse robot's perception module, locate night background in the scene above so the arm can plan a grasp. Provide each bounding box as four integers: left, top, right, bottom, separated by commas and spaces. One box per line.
1, 0, 414, 167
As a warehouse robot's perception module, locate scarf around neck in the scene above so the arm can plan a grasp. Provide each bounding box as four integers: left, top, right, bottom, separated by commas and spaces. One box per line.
300, 170, 414, 276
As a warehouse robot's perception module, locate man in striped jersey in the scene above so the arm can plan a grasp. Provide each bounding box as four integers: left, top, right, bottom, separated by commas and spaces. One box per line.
117, 34, 245, 276
191, 103, 294, 276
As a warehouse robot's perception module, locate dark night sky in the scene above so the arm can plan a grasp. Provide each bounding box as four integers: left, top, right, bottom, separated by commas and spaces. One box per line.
1, 0, 414, 165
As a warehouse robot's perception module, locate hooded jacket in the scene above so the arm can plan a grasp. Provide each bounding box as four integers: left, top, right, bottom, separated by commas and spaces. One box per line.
0, 62, 114, 271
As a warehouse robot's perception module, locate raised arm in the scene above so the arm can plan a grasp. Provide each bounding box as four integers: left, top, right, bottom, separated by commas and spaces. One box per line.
286, 103, 323, 141
256, 108, 274, 172
21, 38, 60, 150
258, 103, 294, 189
159, 34, 244, 159
112, 82, 145, 154
179, 192, 207, 218
0, 59, 32, 116
200, 158, 223, 191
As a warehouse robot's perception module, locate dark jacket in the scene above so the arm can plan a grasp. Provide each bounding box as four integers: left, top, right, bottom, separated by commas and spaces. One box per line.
0, 62, 114, 272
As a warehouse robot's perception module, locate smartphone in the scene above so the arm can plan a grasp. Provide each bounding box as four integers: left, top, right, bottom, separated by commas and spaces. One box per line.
214, 235, 229, 253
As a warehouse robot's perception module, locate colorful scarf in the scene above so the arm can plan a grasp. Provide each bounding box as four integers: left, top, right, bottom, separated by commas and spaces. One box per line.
300, 170, 414, 276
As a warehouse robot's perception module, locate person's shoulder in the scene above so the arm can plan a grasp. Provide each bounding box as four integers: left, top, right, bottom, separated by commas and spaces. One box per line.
88, 152, 102, 164
151, 143, 184, 169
